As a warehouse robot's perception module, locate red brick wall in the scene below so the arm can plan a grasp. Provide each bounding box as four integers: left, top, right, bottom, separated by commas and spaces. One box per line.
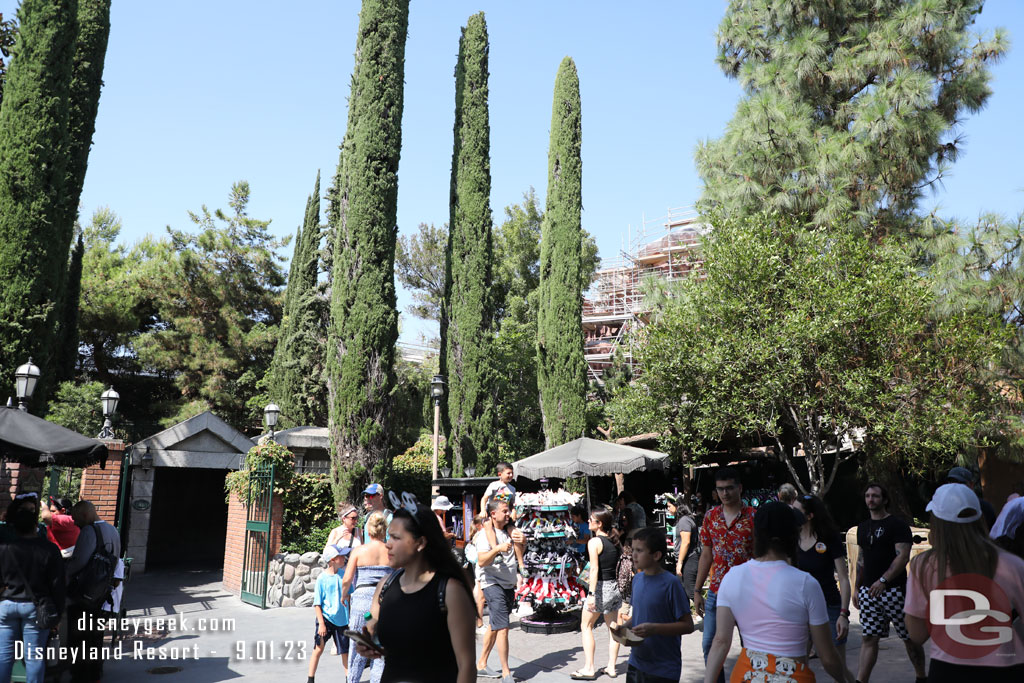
222, 492, 283, 594
79, 441, 126, 523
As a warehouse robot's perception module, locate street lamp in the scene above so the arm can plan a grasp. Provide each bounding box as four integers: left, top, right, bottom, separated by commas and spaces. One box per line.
14, 358, 40, 412
98, 385, 120, 439
430, 375, 446, 497
264, 403, 281, 441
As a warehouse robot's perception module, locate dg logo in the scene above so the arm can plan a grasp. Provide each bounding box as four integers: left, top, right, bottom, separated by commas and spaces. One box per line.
928, 573, 1015, 658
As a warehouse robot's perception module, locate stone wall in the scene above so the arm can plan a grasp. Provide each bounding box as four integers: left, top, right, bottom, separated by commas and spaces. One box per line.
267, 552, 326, 608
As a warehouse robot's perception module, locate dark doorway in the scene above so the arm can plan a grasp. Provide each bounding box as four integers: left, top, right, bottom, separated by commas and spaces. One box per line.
147, 467, 229, 570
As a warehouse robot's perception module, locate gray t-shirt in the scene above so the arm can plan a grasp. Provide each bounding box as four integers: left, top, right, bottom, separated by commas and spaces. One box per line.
474, 524, 517, 589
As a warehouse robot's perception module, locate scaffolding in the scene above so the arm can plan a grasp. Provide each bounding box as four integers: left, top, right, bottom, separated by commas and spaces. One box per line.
583, 207, 708, 384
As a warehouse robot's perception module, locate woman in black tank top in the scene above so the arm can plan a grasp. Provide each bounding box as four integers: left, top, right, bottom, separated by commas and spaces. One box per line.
359, 505, 476, 683
573, 508, 624, 680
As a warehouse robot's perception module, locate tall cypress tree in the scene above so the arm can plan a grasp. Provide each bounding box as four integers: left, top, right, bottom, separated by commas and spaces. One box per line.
54, 233, 84, 383
0, 0, 78, 398
537, 57, 587, 448
327, 0, 409, 502
442, 12, 494, 472
269, 172, 324, 427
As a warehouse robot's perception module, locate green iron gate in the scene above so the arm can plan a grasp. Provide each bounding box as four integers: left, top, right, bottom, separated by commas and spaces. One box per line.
240, 463, 275, 608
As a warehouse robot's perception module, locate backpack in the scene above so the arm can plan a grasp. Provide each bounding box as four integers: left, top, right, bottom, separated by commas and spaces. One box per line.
378, 568, 448, 615
615, 549, 634, 600
69, 524, 118, 610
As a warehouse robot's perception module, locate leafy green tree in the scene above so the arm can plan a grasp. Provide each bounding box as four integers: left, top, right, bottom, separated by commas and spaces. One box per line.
537, 57, 587, 448
268, 172, 326, 428
326, 0, 410, 503
611, 212, 1007, 497
395, 222, 447, 323
697, 0, 1008, 235
136, 182, 286, 429
442, 12, 494, 472
0, 0, 77, 400
45, 379, 104, 438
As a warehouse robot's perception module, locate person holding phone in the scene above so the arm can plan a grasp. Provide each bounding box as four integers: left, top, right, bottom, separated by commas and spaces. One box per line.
355, 503, 476, 683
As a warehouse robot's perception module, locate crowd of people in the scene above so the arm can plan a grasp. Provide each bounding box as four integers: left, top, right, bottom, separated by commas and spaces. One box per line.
0, 493, 122, 683
317, 463, 1024, 683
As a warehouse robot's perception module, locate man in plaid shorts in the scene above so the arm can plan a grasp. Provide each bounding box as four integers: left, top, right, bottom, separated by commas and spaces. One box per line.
854, 483, 926, 683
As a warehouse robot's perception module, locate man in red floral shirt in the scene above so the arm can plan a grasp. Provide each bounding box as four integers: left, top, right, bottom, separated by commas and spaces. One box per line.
693, 467, 754, 683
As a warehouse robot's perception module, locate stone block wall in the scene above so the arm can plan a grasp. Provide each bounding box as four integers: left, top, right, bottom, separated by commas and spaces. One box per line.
268, 552, 327, 608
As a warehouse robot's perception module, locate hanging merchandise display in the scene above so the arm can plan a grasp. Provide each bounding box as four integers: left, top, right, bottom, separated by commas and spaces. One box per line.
513, 485, 586, 633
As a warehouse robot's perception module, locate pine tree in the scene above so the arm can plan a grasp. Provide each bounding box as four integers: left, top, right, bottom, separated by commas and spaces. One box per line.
0, 0, 78, 399
55, 233, 84, 383
536, 57, 587, 448
327, 0, 409, 502
442, 12, 494, 472
269, 172, 325, 428
697, 0, 1006, 235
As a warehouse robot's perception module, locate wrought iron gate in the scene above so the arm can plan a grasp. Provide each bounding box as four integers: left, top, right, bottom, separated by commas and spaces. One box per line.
240, 463, 275, 608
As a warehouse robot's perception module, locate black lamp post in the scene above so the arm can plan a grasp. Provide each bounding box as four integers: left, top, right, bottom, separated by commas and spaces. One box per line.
430, 375, 446, 495
98, 385, 120, 439
14, 358, 40, 412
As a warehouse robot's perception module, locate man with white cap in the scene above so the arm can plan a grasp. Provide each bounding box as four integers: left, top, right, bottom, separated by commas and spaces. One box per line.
431, 495, 457, 543
904, 484, 1024, 680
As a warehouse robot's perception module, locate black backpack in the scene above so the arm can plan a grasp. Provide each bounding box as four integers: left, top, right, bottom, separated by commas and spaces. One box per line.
69, 524, 117, 610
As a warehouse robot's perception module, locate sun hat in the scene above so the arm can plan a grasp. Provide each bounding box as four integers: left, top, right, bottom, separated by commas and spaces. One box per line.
946, 466, 976, 485
363, 483, 384, 496
430, 495, 455, 511
927, 483, 982, 523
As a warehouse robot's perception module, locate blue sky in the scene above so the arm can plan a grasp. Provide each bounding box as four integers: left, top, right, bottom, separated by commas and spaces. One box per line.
5, 1, 1022, 344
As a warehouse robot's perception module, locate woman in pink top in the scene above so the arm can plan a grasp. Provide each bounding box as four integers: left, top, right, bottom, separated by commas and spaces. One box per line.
905, 483, 1024, 682
704, 502, 853, 683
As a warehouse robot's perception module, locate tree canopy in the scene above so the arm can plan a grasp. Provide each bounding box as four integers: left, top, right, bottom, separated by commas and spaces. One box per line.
612, 211, 1008, 496
697, 0, 1007, 236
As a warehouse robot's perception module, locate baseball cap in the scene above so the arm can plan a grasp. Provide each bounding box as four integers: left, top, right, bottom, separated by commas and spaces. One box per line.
990, 496, 1024, 540
927, 483, 982, 524
322, 544, 353, 563
946, 466, 975, 485
363, 483, 384, 496
431, 495, 455, 511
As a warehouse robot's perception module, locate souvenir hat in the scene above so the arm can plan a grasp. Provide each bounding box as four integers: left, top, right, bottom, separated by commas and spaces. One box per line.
431, 495, 455, 511
363, 483, 384, 496
927, 483, 982, 524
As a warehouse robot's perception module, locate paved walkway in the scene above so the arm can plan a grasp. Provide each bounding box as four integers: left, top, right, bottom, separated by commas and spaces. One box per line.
86, 571, 927, 682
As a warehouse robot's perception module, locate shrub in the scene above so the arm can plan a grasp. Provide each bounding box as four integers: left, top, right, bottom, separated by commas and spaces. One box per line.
385, 433, 439, 504
280, 521, 336, 555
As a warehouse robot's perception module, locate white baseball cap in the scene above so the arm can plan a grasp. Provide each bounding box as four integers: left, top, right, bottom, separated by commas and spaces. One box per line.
926, 483, 982, 524
322, 544, 352, 563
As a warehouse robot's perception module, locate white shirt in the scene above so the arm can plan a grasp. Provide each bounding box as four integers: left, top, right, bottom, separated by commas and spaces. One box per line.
474, 524, 517, 589
716, 559, 828, 657
482, 480, 516, 509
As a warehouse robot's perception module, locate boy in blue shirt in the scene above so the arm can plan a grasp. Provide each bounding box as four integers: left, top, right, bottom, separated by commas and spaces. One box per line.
614, 527, 694, 683
307, 544, 352, 683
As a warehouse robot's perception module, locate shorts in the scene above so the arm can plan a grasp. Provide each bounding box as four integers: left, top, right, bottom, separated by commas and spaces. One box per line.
826, 603, 848, 646
857, 585, 910, 640
482, 584, 515, 630
730, 649, 814, 683
625, 664, 677, 683
313, 617, 348, 654
592, 580, 623, 614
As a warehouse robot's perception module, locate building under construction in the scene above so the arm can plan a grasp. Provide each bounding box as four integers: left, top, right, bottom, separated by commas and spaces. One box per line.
583, 207, 708, 384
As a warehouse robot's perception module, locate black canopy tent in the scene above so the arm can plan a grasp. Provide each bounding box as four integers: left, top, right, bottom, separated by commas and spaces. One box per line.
0, 406, 109, 469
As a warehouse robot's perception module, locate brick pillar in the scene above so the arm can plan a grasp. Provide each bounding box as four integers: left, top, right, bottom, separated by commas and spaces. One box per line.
79, 440, 126, 524
0, 462, 46, 517
222, 491, 284, 595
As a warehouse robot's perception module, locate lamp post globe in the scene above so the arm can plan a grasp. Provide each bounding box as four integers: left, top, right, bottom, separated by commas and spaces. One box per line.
14, 358, 40, 412
98, 385, 120, 439
264, 403, 281, 441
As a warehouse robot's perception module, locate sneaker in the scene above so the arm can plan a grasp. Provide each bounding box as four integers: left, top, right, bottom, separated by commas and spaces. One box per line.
475, 624, 488, 635
500, 674, 516, 683
477, 665, 501, 678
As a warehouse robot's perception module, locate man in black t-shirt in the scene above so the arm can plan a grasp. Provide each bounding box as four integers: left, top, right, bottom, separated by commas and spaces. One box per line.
854, 483, 926, 683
